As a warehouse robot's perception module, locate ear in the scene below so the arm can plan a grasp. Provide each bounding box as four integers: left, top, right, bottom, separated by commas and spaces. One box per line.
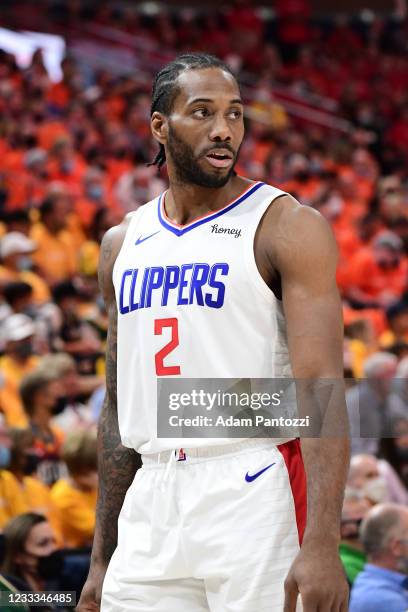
390, 537, 402, 558
151, 112, 168, 146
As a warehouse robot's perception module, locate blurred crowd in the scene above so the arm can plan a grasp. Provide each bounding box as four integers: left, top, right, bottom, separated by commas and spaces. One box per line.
0, 0, 407, 609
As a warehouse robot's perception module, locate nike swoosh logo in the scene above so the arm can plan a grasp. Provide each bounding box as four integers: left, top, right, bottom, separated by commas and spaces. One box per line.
135, 230, 160, 245
245, 462, 276, 482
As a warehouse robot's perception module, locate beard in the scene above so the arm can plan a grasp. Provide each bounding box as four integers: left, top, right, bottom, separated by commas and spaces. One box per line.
166, 124, 239, 188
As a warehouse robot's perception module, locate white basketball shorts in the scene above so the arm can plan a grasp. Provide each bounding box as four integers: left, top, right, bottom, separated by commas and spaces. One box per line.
101, 438, 306, 612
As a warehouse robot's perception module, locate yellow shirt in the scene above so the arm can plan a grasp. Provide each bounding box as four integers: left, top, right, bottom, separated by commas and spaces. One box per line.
30, 223, 78, 283
0, 470, 28, 531
22, 476, 63, 544
0, 355, 39, 427
379, 330, 408, 349
50, 479, 97, 548
0, 266, 50, 304
79, 240, 100, 277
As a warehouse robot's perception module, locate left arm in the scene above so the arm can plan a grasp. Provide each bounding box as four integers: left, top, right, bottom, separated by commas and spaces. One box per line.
266, 197, 350, 611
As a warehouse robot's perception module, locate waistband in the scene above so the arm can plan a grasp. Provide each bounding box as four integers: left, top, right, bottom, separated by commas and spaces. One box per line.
141, 437, 294, 466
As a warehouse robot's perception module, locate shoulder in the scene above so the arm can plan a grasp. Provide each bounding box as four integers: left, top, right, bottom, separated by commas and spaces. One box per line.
99, 213, 132, 273
50, 478, 70, 497
265, 193, 334, 239
0, 469, 19, 487
351, 575, 407, 612
23, 475, 49, 494
258, 193, 338, 272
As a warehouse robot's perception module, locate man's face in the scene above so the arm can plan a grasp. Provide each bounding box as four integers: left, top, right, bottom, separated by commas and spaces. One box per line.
156, 67, 244, 188
374, 246, 401, 269
348, 456, 388, 504
349, 456, 380, 489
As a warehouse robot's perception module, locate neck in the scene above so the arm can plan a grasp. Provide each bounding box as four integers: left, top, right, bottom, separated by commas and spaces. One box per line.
9, 354, 29, 366
11, 468, 24, 483
31, 408, 51, 430
20, 569, 44, 592
165, 174, 251, 226
43, 221, 59, 235
369, 555, 400, 573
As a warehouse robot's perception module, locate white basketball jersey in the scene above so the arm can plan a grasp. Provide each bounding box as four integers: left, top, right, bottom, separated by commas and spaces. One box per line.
112, 181, 294, 453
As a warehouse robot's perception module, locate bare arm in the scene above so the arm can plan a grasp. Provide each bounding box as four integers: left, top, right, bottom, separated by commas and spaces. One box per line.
78, 223, 141, 610
261, 197, 350, 611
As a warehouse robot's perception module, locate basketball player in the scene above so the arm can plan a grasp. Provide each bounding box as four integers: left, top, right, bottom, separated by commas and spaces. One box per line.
77, 54, 350, 612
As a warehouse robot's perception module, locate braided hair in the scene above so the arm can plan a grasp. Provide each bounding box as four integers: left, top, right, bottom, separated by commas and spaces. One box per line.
149, 53, 236, 169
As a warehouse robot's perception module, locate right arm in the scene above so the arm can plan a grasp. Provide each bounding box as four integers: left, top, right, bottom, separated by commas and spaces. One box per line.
77, 223, 141, 611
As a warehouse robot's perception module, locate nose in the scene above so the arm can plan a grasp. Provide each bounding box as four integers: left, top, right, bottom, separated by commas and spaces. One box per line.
208, 112, 232, 142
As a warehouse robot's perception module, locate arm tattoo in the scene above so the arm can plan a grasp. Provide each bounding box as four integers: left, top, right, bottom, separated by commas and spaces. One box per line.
92, 235, 141, 566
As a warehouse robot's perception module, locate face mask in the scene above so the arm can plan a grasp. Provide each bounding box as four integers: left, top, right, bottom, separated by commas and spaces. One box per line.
87, 185, 103, 201
340, 518, 363, 540
24, 451, 41, 476
394, 447, 408, 462
36, 550, 64, 581
17, 256, 33, 271
52, 396, 69, 416
13, 341, 33, 359
0, 446, 11, 469
61, 160, 73, 174
363, 476, 388, 504
377, 257, 399, 269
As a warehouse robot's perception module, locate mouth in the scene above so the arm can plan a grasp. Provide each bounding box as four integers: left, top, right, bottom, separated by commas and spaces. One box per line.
204, 149, 234, 169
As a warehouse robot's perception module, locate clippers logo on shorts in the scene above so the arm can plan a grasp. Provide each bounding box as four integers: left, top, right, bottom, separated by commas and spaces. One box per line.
119, 262, 229, 314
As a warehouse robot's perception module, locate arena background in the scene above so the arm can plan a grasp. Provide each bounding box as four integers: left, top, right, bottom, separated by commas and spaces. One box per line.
0, 0, 407, 609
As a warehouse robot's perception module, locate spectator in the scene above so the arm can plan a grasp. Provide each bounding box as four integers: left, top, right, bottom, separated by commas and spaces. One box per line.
50, 431, 97, 548
350, 504, 408, 612
339, 489, 371, 585
7, 428, 62, 543
0, 232, 50, 305
347, 454, 388, 505
346, 352, 406, 455
0, 573, 29, 612
30, 195, 77, 285
380, 300, 408, 350
3, 282, 34, 316
0, 314, 39, 427
51, 282, 103, 375
0, 424, 28, 531
19, 369, 66, 486
1, 514, 63, 601
379, 418, 408, 490
78, 207, 116, 278
346, 232, 408, 309
348, 454, 408, 506
37, 352, 99, 432
74, 167, 112, 229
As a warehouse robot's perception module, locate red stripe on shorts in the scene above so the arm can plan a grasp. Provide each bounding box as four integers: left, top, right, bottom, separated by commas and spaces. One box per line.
277, 439, 307, 545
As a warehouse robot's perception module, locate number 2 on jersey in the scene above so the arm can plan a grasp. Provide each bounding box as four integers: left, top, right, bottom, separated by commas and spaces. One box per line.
154, 318, 181, 375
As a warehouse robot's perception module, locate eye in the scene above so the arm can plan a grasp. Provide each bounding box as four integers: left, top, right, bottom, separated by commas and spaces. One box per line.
229, 109, 242, 119
192, 108, 210, 118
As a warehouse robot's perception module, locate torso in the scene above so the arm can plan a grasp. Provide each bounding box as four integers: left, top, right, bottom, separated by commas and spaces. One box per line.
111, 180, 294, 453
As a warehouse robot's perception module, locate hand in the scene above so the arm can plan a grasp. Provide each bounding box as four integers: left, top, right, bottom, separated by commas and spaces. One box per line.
76, 564, 108, 612
283, 540, 349, 612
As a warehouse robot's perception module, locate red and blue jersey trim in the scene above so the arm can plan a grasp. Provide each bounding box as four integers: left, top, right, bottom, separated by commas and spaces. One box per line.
157, 181, 265, 236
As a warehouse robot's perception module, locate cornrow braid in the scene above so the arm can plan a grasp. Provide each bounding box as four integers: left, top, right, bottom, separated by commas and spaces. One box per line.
148, 53, 236, 169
